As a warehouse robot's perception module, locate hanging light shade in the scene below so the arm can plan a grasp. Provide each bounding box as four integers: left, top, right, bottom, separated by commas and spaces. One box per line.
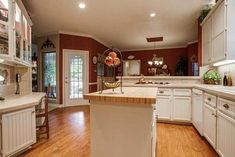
148, 54, 164, 67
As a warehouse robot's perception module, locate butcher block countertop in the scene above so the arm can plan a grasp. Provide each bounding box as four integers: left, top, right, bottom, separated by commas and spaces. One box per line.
84, 87, 157, 105
0, 92, 45, 113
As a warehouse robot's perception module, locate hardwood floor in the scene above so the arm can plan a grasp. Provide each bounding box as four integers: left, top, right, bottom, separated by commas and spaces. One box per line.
157, 123, 219, 157
21, 106, 218, 157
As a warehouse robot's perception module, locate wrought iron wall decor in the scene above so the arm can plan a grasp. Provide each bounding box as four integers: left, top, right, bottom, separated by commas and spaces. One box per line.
41, 38, 56, 50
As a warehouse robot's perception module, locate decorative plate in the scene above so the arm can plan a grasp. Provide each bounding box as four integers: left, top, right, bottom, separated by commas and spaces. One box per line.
92, 55, 98, 65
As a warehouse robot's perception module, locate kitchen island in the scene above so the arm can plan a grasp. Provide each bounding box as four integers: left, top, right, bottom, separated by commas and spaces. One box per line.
84, 87, 157, 157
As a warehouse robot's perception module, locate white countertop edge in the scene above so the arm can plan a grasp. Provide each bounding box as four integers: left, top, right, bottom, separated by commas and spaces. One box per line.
118, 76, 201, 80
0, 92, 45, 113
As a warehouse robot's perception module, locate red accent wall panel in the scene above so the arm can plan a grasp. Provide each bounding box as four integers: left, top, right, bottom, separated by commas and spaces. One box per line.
122, 48, 188, 76
59, 34, 107, 104
187, 42, 198, 76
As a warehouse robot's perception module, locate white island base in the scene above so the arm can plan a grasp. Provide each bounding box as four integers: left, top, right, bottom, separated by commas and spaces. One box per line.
85, 87, 157, 157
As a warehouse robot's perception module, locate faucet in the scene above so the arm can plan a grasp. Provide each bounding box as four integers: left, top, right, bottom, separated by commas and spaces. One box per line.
139, 74, 145, 83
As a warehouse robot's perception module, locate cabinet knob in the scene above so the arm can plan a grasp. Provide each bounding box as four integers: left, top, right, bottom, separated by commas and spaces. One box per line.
207, 97, 211, 101
159, 91, 164, 94
223, 104, 229, 109
211, 113, 216, 117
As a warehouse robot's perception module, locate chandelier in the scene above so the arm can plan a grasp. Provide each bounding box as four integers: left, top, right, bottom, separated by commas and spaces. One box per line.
148, 54, 164, 67
147, 42, 164, 67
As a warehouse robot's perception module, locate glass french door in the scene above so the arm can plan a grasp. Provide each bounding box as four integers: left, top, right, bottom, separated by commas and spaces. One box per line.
42, 52, 56, 99
64, 50, 89, 106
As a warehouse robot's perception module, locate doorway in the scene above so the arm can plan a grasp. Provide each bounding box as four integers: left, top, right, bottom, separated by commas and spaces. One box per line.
63, 49, 89, 106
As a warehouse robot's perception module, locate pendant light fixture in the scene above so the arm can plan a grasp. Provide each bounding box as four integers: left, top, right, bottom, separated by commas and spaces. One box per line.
148, 42, 164, 67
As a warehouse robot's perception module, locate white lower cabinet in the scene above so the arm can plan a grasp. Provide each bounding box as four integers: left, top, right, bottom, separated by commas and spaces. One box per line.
156, 96, 171, 120
172, 97, 191, 121
217, 111, 235, 157
157, 88, 191, 122
203, 103, 217, 148
1, 107, 36, 157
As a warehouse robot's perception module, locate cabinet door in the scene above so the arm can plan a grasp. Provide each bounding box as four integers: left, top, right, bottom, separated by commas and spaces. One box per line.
203, 104, 216, 148
172, 97, 191, 121
156, 96, 171, 120
212, 1, 226, 38
217, 111, 235, 157
192, 93, 203, 135
211, 1, 227, 62
202, 17, 212, 44
2, 107, 36, 157
202, 42, 212, 65
212, 32, 226, 62
202, 17, 212, 65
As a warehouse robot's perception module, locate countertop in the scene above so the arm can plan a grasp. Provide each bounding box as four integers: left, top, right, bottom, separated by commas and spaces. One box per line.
84, 87, 157, 105
194, 85, 235, 101
123, 83, 235, 101
118, 76, 201, 80
0, 92, 45, 113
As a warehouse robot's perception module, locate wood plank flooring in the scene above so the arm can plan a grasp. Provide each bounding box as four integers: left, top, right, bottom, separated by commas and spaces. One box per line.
20, 106, 218, 157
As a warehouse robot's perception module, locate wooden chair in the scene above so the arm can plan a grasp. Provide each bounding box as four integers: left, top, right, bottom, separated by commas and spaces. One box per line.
36, 83, 50, 139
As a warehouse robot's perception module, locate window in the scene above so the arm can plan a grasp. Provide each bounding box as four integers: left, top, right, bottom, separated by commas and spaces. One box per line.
43, 52, 56, 98
69, 55, 83, 99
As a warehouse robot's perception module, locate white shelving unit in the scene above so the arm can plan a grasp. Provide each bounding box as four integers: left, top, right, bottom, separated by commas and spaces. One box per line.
0, 0, 32, 67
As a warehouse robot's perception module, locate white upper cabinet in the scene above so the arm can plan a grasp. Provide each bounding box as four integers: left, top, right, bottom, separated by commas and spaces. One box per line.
201, 0, 235, 65
212, 1, 226, 38
202, 17, 212, 65
0, 0, 32, 67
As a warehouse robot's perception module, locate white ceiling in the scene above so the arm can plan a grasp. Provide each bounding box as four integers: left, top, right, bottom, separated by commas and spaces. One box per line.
23, 0, 211, 50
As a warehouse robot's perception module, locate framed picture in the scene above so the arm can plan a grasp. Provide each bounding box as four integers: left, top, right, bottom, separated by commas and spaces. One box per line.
92, 55, 98, 65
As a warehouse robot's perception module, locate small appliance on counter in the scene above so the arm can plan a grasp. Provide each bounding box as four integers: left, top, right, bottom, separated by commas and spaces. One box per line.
15, 73, 21, 94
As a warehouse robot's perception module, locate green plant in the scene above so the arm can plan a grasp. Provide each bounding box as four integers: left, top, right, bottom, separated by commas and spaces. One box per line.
204, 69, 221, 84
198, 4, 213, 23
175, 56, 188, 76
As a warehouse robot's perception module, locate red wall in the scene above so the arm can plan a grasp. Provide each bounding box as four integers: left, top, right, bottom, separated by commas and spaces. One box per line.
187, 43, 198, 76
122, 48, 188, 76
59, 34, 107, 103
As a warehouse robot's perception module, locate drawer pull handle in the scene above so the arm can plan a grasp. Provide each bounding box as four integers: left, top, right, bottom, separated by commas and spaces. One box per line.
208, 98, 211, 101
223, 104, 229, 109
212, 113, 216, 117
159, 91, 164, 94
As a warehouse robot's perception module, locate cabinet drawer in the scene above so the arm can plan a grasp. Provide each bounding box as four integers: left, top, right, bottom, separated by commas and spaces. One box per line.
157, 88, 172, 96
204, 93, 216, 107
173, 88, 191, 96
218, 98, 235, 119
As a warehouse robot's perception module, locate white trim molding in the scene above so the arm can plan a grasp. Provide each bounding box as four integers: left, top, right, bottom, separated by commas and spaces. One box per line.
35, 30, 110, 48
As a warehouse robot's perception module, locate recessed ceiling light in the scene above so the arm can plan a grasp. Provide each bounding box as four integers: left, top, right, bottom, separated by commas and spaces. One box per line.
0, 59, 4, 63
150, 13, 156, 17
78, 2, 86, 9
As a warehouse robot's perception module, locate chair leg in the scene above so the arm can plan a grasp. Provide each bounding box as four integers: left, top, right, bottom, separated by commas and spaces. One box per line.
46, 116, 49, 139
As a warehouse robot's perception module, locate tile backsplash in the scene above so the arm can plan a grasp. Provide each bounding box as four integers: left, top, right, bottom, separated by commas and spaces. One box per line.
0, 64, 32, 97
217, 63, 235, 85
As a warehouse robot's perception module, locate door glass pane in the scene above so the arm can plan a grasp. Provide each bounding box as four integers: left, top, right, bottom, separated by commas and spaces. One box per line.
15, 3, 21, 59
69, 55, 83, 99
43, 52, 56, 98
0, 0, 9, 55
